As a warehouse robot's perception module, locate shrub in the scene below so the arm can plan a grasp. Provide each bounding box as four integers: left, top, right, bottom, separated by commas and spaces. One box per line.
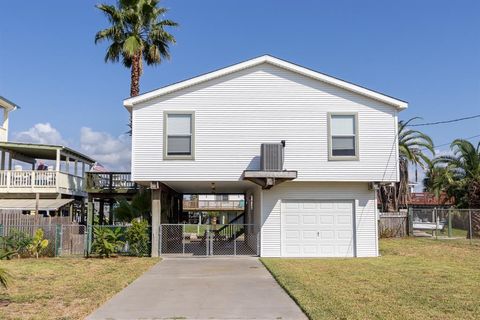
27, 229, 49, 259
126, 219, 150, 256
0, 229, 33, 259
92, 227, 125, 258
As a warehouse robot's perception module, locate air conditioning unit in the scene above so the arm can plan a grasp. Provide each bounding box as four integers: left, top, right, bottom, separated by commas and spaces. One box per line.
261, 143, 284, 171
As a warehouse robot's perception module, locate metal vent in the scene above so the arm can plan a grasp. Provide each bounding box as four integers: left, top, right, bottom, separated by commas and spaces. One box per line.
260, 143, 284, 171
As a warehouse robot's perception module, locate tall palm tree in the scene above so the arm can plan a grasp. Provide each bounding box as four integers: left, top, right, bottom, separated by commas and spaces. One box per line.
378, 118, 434, 211
429, 139, 480, 237
95, 0, 178, 97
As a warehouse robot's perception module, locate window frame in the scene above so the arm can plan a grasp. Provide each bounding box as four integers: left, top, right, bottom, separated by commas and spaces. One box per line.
163, 111, 195, 160
327, 112, 359, 161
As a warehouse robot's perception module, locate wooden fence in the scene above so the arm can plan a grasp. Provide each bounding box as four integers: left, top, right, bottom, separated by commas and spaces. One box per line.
378, 212, 408, 238
0, 210, 72, 226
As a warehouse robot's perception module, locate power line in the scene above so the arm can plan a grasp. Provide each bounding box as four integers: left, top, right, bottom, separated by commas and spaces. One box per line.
409, 114, 480, 127
421, 133, 480, 151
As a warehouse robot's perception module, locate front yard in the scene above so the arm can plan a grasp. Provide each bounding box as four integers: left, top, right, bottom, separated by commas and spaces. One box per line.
0, 257, 159, 320
262, 238, 480, 320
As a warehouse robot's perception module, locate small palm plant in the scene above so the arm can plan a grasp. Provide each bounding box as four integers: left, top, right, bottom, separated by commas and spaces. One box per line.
27, 229, 49, 259
0, 252, 12, 289
92, 227, 125, 258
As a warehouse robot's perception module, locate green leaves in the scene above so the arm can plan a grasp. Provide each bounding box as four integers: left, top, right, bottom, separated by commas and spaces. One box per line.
92, 227, 126, 258
113, 190, 151, 223
27, 229, 49, 259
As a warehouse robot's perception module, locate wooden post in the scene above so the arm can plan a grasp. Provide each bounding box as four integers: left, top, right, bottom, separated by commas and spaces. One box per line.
108, 199, 114, 225
0, 151, 4, 170
87, 196, 94, 226
74, 159, 78, 176
448, 209, 452, 238
151, 187, 162, 257
8, 154, 12, 170
407, 207, 414, 236
99, 199, 105, 225
65, 156, 70, 174
35, 193, 40, 215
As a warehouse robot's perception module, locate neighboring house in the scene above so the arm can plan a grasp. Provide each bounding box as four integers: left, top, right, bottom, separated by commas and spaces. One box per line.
124, 55, 407, 258
0, 96, 95, 218
0, 96, 17, 142
183, 194, 245, 224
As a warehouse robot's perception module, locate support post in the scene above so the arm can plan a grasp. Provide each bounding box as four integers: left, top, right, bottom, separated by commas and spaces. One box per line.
55, 149, 61, 172
407, 207, 414, 236
74, 159, 78, 176
151, 187, 162, 257
35, 193, 40, 215
55, 224, 62, 257
0, 151, 5, 170
87, 197, 94, 226
108, 200, 114, 225
448, 209, 452, 238
99, 199, 105, 225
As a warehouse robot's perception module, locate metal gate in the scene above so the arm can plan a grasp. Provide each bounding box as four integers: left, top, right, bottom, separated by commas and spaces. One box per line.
160, 224, 259, 256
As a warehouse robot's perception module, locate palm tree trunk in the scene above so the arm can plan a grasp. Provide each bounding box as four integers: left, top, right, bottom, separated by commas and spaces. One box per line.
130, 52, 141, 97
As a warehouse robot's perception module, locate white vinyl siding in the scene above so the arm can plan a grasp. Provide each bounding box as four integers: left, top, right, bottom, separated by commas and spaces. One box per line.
260, 181, 377, 258
132, 63, 398, 183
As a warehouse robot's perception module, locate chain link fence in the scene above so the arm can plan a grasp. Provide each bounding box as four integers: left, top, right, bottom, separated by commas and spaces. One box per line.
0, 223, 152, 258
411, 208, 480, 241
160, 224, 259, 256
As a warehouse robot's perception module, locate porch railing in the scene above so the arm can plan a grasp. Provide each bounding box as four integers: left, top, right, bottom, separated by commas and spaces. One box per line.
183, 200, 245, 211
85, 172, 138, 193
0, 170, 84, 194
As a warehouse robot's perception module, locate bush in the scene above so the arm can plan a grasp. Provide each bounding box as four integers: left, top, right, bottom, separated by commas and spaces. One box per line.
92, 227, 125, 258
0, 229, 33, 259
126, 220, 150, 256
27, 229, 49, 259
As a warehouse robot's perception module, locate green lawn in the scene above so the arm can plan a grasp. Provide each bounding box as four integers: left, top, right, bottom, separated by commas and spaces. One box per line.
261, 238, 480, 320
0, 257, 159, 320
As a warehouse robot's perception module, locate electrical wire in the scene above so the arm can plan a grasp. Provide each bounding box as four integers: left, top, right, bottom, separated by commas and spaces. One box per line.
409, 114, 480, 127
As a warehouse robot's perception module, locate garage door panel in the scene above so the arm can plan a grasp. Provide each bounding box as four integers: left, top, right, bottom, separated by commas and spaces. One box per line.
285, 215, 300, 225
282, 200, 354, 258
302, 215, 317, 225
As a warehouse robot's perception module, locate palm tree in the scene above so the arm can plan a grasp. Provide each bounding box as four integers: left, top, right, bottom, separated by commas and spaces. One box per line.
378, 118, 434, 212
95, 0, 178, 97
429, 139, 480, 237
113, 190, 152, 223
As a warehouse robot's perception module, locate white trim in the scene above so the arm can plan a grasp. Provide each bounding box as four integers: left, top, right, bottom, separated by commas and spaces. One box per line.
124, 55, 408, 110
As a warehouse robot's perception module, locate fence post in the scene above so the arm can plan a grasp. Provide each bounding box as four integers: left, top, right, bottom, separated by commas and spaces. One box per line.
83, 225, 89, 257
0, 224, 3, 237
234, 229, 237, 256
407, 207, 414, 236
469, 210, 473, 245
86, 225, 93, 256
55, 224, 62, 257
182, 224, 185, 255
158, 225, 161, 256
206, 226, 209, 256
448, 210, 452, 238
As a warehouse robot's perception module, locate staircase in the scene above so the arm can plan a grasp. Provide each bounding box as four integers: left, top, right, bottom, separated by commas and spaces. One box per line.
217, 213, 246, 241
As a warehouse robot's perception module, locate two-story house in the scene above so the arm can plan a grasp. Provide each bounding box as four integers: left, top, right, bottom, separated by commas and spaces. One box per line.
124, 55, 407, 258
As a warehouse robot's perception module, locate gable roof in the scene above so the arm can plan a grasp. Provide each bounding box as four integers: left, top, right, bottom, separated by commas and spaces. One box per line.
123, 55, 408, 110
0, 96, 20, 111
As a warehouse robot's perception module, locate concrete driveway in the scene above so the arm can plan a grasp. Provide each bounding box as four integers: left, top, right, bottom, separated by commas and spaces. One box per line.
87, 257, 307, 320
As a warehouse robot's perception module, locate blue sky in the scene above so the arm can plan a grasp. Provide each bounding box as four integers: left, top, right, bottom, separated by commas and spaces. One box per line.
0, 0, 479, 170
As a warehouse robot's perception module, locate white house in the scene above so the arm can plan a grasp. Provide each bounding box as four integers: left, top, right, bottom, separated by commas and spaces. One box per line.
0, 96, 17, 142
124, 55, 407, 258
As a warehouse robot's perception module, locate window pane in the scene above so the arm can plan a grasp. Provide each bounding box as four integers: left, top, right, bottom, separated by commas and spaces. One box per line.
167, 114, 191, 135
332, 136, 355, 156
331, 115, 355, 135
167, 136, 191, 155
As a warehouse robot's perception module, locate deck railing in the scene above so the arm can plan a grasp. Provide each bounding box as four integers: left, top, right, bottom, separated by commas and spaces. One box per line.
0, 170, 84, 194
85, 172, 138, 193
183, 200, 245, 211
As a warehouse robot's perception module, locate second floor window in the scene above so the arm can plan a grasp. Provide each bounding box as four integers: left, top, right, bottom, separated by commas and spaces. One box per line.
164, 112, 194, 159
329, 113, 358, 159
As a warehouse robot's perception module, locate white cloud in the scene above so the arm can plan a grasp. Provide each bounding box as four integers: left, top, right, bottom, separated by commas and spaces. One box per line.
13, 123, 67, 145
79, 127, 131, 171
13, 123, 131, 171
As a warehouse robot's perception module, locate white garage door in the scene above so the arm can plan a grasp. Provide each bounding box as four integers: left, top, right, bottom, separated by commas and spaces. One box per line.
282, 200, 355, 257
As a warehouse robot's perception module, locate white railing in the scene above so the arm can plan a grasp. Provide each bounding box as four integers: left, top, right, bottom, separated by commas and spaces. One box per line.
0, 170, 84, 194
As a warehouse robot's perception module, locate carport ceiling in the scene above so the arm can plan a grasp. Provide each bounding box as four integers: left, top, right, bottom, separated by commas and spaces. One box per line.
162, 181, 255, 194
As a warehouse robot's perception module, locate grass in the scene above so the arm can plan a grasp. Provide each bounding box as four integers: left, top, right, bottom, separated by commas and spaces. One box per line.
261, 238, 480, 320
0, 256, 159, 320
